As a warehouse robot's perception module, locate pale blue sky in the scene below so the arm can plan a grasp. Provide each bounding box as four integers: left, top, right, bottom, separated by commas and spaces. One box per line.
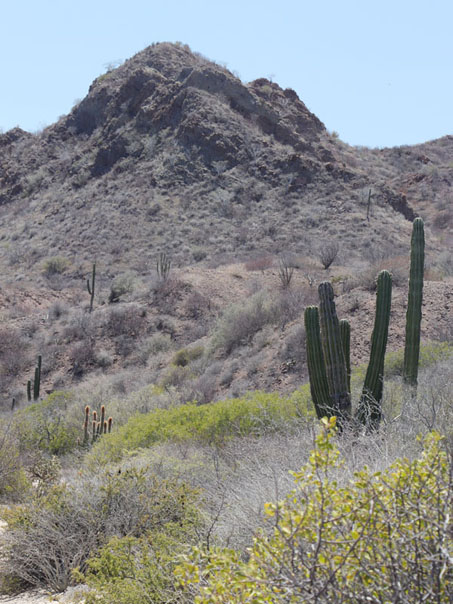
1, 0, 452, 148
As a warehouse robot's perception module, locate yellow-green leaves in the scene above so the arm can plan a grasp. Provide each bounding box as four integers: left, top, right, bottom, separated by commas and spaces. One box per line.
176, 427, 453, 602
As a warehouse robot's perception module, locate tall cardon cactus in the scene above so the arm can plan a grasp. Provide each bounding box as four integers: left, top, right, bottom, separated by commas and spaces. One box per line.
403, 217, 425, 388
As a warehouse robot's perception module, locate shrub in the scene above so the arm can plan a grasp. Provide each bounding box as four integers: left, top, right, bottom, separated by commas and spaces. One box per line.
318, 241, 339, 269
210, 291, 275, 355
172, 345, 204, 367
106, 305, 145, 337
109, 273, 136, 303
13, 391, 79, 455
87, 388, 313, 466
41, 256, 70, 276
176, 423, 453, 602
1, 469, 202, 594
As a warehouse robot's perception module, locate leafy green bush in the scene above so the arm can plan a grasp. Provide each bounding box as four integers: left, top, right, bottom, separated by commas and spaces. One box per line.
172, 345, 204, 367
13, 391, 79, 455
176, 420, 453, 602
384, 341, 453, 378
78, 523, 197, 603
88, 388, 313, 466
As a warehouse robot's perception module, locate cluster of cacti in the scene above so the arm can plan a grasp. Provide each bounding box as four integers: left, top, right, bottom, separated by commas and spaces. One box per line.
304, 217, 424, 430
83, 404, 113, 445
156, 252, 171, 281
87, 262, 96, 313
27, 355, 42, 402
305, 270, 392, 430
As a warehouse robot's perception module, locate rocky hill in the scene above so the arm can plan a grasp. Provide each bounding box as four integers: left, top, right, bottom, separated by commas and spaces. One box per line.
0, 42, 451, 406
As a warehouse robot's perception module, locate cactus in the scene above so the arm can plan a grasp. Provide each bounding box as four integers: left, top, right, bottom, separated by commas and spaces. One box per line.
403, 218, 424, 387
33, 355, 42, 401
27, 355, 42, 401
355, 270, 392, 429
83, 405, 113, 445
318, 282, 351, 426
87, 263, 96, 313
304, 306, 331, 419
156, 252, 171, 281
339, 319, 351, 394
305, 271, 392, 431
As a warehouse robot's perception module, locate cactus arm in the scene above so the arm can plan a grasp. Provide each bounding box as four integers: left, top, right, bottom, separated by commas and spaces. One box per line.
318, 282, 351, 424
27, 380, 31, 402
339, 319, 351, 394
403, 218, 424, 387
87, 263, 96, 313
356, 270, 392, 429
304, 306, 331, 419
33, 355, 42, 401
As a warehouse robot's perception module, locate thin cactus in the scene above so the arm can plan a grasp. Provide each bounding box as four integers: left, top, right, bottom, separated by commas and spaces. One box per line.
87, 263, 96, 313
33, 355, 42, 401
403, 217, 424, 387
304, 306, 331, 419
355, 270, 392, 429
339, 319, 351, 394
156, 252, 171, 281
27, 380, 32, 402
84, 405, 113, 445
318, 282, 351, 426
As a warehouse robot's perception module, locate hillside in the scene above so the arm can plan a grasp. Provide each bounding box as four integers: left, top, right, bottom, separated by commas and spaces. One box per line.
0, 41, 451, 407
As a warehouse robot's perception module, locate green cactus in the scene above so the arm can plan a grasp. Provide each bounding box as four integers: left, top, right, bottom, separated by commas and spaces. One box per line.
156, 252, 171, 281
87, 262, 96, 313
339, 319, 351, 394
355, 270, 392, 429
27, 355, 42, 401
305, 271, 392, 431
304, 306, 331, 419
403, 217, 425, 387
318, 282, 351, 426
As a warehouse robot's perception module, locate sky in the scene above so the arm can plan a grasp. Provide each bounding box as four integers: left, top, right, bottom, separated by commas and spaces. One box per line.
1, 0, 452, 148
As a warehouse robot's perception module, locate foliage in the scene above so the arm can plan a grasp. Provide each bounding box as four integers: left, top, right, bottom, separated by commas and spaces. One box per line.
1, 468, 201, 593
78, 524, 196, 604
41, 255, 70, 276
13, 391, 79, 455
176, 419, 453, 602
87, 388, 313, 465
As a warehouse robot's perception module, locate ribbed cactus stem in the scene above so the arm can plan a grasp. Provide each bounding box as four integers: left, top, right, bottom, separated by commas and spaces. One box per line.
33, 355, 42, 401
108, 417, 113, 433
87, 263, 96, 313
100, 405, 105, 429
403, 218, 424, 387
356, 270, 392, 429
92, 420, 96, 443
339, 319, 351, 394
304, 306, 331, 419
83, 405, 90, 444
27, 380, 31, 402
318, 282, 351, 425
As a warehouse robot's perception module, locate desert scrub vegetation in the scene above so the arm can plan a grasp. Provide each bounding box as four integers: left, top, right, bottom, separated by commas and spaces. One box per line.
0, 468, 203, 595
176, 421, 453, 602
87, 388, 314, 466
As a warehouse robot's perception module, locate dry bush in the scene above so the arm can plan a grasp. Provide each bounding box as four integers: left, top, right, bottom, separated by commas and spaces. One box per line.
106, 304, 146, 337
0, 327, 29, 387
69, 339, 96, 377
244, 255, 274, 272
318, 241, 339, 269
1, 469, 199, 592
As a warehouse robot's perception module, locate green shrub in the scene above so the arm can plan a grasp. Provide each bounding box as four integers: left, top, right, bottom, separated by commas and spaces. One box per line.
78, 523, 197, 604
41, 256, 70, 276
88, 387, 313, 466
13, 391, 79, 455
176, 421, 453, 602
172, 345, 204, 367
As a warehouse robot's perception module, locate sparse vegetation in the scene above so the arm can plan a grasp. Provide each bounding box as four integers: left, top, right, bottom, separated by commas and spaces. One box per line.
0, 42, 452, 603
